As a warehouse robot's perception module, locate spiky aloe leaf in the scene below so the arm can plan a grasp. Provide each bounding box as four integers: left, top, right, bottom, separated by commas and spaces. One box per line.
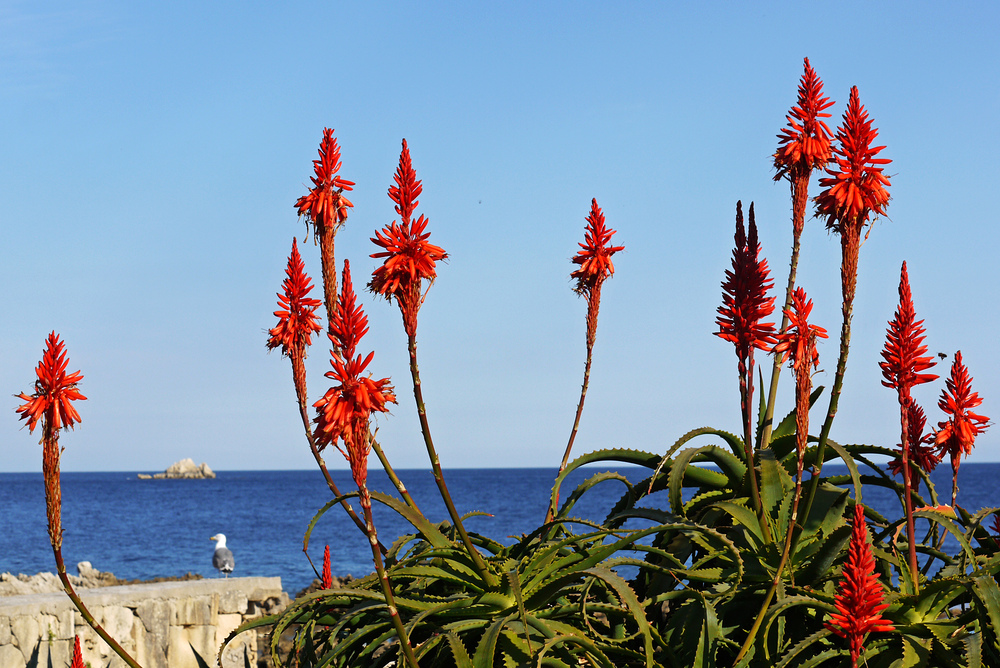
668, 445, 742, 515
769, 386, 826, 445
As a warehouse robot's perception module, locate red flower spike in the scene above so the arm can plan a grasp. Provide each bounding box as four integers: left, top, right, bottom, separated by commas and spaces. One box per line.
827, 504, 894, 667
991, 514, 1000, 548
267, 239, 323, 358
773, 287, 828, 375
879, 262, 938, 398
294, 128, 356, 230
388, 139, 422, 224
935, 351, 990, 465
314, 261, 396, 495
15, 332, 87, 433
716, 201, 776, 360
322, 545, 333, 589
570, 199, 624, 297
371, 140, 448, 339
774, 58, 835, 180
888, 399, 940, 479
816, 86, 892, 233
71, 636, 85, 668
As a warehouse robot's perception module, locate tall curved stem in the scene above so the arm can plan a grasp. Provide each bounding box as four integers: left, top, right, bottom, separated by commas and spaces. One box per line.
407, 333, 495, 586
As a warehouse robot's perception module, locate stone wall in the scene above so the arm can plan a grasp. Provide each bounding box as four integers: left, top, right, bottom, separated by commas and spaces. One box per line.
0, 577, 288, 668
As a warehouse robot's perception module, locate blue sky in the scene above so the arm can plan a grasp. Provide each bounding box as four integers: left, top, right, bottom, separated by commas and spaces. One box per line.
3, 2, 998, 472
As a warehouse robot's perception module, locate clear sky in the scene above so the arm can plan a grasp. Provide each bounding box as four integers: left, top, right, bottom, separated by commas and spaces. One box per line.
3, 2, 998, 472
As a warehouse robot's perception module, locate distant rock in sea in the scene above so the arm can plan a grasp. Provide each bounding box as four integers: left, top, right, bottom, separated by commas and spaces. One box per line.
137, 458, 216, 480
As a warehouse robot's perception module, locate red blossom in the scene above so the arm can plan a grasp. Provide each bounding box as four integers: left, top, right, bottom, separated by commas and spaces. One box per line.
816, 86, 891, 233
267, 239, 323, 357
314, 261, 396, 495
774, 58, 835, 180
15, 332, 86, 433
370, 140, 448, 339
827, 504, 894, 667
935, 351, 990, 466
294, 128, 355, 231
71, 636, 85, 668
570, 199, 624, 297
879, 262, 937, 398
888, 399, 940, 479
773, 287, 828, 375
715, 201, 776, 360
322, 544, 333, 589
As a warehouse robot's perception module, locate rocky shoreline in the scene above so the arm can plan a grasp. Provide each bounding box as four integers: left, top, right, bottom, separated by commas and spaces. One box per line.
0, 562, 203, 597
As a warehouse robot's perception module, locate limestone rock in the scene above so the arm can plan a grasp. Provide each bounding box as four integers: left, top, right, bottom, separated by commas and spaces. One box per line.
143, 458, 217, 479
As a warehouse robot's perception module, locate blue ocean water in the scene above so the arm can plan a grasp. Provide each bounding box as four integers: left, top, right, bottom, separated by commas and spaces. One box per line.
2, 464, 998, 595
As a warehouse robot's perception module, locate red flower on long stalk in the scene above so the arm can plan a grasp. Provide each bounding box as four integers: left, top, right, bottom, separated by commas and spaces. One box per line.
546, 199, 624, 524
716, 201, 775, 529
71, 636, 85, 668
774, 57, 835, 185
267, 238, 323, 358
827, 504, 894, 668
816, 86, 891, 235
935, 351, 990, 507
370, 140, 448, 339
322, 544, 333, 589
887, 399, 940, 480
15, 332, 87, 434
879, 261, 937, 589
716, 202, 776, 361
314, 261, 396, 503
295, 128, 355, 231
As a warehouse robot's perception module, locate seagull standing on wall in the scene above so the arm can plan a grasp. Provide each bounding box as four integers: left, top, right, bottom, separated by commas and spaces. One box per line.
210, 533, 235, 578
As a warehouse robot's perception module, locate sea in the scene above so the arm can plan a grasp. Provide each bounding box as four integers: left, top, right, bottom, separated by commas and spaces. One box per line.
2, 464, 999, 596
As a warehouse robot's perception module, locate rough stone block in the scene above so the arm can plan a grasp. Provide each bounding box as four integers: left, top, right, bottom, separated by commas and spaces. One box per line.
171, 595, 216, 626
218, 589, 247, 615
136, 599, 170, 654
101, 605, 135, 651
0, 615, 11, 645
169, 624, 217, 668
10, 615, 39, 655
0, 644, 27, 668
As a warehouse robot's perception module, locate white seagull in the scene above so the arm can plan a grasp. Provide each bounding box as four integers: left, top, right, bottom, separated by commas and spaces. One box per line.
210, 533, 235, 578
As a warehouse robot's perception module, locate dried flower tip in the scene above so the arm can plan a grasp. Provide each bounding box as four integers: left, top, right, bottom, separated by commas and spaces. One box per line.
888, 399, 940, 479
716, 201, 776, 359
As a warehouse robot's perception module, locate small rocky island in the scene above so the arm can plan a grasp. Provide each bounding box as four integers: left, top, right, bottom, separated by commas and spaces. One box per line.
137, 458, 216, 479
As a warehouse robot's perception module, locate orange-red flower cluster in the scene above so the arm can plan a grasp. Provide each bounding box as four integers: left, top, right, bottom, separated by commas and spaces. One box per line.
267, 239, 323, 358
816, 87, 891, 232
888, 399, 940, 479
774, 58, 834, 180
716, 202, 776, 360
294, 128, 355, 230
370, 140, 448, 338
879, 262, 937, 398
314, 261, 396, 493
827, 504, 894, 667
322, 544, 333, 589
15, 332, 87, 433
571, 199, 624, 297
935, 351, 990, 466
773, 287, 827, 375
71, 636, 85, 668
